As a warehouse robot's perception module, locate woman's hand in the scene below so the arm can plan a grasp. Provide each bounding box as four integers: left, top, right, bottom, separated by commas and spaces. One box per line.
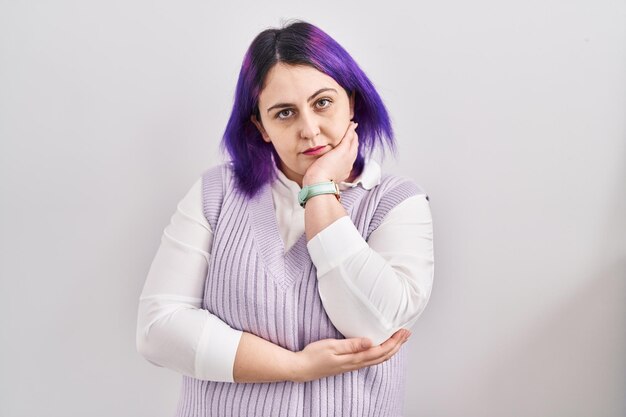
287, 328, 411, 383
303, 121, 359, 186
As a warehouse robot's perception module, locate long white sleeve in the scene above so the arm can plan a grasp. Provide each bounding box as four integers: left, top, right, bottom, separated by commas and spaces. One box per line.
136, 178, 243, 383
307, 195, 434, 346
137, 160, 433, 380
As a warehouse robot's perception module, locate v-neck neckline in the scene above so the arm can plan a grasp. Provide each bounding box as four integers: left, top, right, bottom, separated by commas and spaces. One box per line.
247, 178, 365, 291
248, 181, 308, 291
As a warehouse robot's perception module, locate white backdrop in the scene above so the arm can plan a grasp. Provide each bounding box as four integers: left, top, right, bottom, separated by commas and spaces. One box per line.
1, 1, 624, 416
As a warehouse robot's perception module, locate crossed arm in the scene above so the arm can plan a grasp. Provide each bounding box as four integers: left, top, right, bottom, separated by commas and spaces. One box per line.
136, 176, 433, 383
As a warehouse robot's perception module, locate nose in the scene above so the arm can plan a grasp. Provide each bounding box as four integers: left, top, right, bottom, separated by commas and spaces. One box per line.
299, 109, 320, 140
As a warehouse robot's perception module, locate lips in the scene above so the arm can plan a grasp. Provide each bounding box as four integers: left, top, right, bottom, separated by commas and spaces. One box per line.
302, 145, 327, 155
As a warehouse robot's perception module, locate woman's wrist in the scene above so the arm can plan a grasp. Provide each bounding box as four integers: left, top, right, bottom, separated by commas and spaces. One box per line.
284, 350, 307, 383
233, 332, 303, 383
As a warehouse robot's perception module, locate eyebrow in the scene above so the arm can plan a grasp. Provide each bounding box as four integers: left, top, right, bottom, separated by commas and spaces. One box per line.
266, 88, 338, 114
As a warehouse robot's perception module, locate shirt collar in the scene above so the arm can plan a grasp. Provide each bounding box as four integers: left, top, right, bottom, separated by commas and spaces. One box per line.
337, 159, 381, 190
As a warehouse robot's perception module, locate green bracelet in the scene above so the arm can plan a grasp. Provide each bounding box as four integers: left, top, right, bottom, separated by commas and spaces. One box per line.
298, 181, 341, 208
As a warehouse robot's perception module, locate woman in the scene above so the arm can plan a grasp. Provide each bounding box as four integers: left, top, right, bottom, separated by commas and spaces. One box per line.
136, 19, 434, 417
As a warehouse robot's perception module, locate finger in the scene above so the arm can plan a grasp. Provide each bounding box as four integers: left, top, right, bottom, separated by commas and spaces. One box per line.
358, 331, 408, 366
333, 337, 373, 355
336, 122, 357, 149
350, 131, 359, 153
333, 331, 407, 372
337, 124, 358, 156
361, 337, 406, 368
350, 124, 359, 146
344, 330, 406, 364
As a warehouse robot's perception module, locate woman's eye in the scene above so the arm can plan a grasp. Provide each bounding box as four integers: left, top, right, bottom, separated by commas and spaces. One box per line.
316, 98, 332, 108
276, 109, 293, 119
275, 99, 331, 120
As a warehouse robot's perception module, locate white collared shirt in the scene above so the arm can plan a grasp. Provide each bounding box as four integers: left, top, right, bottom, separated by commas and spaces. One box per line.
136, 159, 434, 382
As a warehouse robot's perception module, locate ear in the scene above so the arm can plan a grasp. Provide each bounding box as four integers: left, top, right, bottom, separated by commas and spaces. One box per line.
349, 91, 355, 120
250, 114, 271, 143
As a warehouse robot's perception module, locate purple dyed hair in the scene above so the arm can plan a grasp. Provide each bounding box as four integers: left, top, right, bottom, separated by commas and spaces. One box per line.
221, 19, 396, 198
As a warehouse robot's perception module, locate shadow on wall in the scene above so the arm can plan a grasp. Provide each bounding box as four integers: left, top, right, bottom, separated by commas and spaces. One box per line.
487, 261, 626, 417
485, 154, 626, 417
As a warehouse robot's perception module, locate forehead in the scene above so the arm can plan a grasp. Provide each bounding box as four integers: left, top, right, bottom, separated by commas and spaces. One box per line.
259, 64, 342, 105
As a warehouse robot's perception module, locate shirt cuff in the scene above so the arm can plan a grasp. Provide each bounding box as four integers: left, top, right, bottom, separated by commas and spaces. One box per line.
195, 314, 243, 383
306, 216, 369, 276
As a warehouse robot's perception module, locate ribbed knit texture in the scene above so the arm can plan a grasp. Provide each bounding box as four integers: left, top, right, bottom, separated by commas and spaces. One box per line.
174, 162, 427, 417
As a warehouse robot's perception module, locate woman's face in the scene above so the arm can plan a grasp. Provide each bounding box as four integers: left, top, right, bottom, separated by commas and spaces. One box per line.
251, 63, 355, 185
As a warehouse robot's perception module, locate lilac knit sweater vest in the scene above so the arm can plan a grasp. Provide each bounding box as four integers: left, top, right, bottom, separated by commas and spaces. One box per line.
174, 162, 426, 417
